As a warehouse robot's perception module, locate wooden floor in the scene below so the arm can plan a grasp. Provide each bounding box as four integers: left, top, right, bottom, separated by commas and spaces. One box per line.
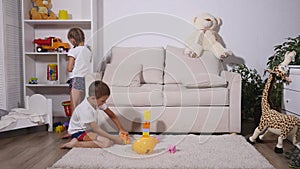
0, 123, 297, 169
0, 126, 69, 169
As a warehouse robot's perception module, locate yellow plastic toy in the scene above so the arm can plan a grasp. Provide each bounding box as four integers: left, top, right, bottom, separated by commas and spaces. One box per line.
58, 10, 69, 20
55, 125, 65, 133
119, 132, 131, 145
132, 136, 158, 154
132, 110, 158, 154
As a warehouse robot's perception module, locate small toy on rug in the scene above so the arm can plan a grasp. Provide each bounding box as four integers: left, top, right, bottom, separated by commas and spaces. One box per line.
30, 0, 57, 20
184, 12, 232, 59
132, 136, 158, 154
132, 110, 158, 154
247, 51, 300, 154
167, 144, 176, 154
119, 132, 131, 145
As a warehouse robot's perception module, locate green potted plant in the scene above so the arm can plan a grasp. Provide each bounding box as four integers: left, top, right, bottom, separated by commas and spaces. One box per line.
231, 64, 264, 125
266, 35, 300, 110
232, 35, 299, 133
267, 35, 300, 68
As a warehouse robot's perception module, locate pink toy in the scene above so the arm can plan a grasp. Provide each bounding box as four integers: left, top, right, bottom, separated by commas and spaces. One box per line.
168, 145, 176, 154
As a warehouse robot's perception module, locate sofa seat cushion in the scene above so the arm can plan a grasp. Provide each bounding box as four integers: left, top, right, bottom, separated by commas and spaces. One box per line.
163, 84, 229, 106
164, 45, 223, 84
106, 84, 163, 107
182, 73, 227, 88
109, 47, 165, 84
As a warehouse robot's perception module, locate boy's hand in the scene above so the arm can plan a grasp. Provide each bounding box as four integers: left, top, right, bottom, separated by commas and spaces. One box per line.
119, 131, 131, 144
119, 130, 128, 136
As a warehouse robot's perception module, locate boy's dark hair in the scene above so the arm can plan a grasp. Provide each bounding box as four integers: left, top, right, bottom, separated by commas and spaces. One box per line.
67, 27, 85, 47
88, 81, 110, 99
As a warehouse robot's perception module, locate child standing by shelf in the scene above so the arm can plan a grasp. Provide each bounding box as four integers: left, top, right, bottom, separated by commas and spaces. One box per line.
67, 27, 92, 113
62, 27, 92, 139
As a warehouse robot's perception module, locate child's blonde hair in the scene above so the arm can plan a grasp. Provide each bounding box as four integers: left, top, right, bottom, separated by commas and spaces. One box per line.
67, 27, 85, 47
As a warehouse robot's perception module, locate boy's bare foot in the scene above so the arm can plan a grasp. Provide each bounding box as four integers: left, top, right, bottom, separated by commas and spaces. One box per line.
60, 138, 78, 149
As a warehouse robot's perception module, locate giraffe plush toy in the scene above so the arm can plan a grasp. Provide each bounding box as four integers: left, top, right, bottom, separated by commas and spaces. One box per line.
247, 51, 299, 154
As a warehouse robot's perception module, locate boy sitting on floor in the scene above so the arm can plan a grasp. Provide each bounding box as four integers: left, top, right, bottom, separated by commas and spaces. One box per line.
61, 80, 129, 148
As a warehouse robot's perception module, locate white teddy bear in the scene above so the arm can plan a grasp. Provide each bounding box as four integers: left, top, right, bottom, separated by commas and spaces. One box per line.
184, 13, 232, 59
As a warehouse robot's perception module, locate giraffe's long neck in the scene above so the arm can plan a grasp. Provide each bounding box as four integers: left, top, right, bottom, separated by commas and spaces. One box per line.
262, 73, 275, 112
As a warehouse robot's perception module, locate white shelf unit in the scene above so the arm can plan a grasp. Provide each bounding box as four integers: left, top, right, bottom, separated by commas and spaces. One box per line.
22, 0, 101, 117
283, 65, 300, 119
24, 52, 69, 86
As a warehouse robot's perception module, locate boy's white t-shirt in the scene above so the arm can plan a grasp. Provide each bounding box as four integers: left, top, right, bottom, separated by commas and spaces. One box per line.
68, 46, 92, 78
68, 98, 108, 135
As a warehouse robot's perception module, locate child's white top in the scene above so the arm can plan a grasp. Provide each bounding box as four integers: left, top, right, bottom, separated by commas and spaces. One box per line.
68, 98, 108, 135
68, 46, 92, 78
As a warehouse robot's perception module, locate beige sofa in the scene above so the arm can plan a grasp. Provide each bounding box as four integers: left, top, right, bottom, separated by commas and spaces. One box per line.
98, 45, 241, 133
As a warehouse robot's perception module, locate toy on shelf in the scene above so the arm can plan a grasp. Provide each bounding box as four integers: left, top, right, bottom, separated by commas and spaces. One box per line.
47, 64, 58, 81
247, 51, 300, 154
33, 37, 70, 52
58, 10, 69, 20
30, 0, 57, 20
132, 110, 158, 154
29, 77, 38, 84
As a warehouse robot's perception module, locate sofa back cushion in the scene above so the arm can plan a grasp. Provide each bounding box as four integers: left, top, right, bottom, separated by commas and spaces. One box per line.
109, 47, 165, 84
164, 45, 223, 84
103, 64, 142, 87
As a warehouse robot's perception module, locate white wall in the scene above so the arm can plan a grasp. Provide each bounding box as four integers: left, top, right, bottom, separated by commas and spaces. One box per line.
103, 0, 300, 75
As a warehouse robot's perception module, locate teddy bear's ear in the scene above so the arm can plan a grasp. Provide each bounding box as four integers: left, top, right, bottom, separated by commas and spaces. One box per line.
215, 17, 222, 26
193, 16, 197, 23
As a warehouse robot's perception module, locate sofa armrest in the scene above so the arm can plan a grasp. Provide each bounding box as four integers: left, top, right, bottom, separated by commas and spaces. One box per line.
221, 70, 241, 133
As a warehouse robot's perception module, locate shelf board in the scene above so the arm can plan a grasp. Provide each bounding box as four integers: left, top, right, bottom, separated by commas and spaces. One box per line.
26, 84, 69, 87
23, 20, 92, 29
25, 52, 68, 55
24, 19, 92, 25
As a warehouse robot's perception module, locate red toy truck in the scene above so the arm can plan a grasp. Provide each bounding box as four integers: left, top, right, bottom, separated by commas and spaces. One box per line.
33, 37, 70, 52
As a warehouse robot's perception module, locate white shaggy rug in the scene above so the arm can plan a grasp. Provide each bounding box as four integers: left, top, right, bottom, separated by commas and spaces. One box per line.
50, 134, 275, 169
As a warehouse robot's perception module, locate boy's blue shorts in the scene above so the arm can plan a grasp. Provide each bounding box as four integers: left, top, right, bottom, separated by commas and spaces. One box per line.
71, 131, 87, 141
